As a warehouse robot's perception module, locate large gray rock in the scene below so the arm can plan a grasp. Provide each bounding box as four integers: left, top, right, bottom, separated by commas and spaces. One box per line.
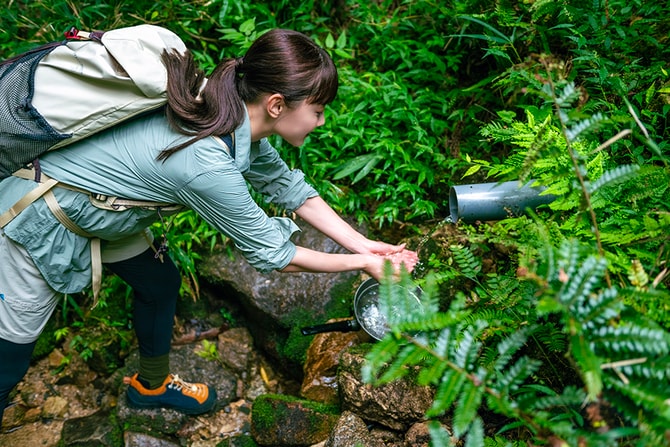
124, 431, 181, 446
199, 217, 365, 371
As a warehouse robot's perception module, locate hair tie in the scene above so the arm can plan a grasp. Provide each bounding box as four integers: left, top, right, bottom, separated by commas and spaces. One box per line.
235, 57, 244, 72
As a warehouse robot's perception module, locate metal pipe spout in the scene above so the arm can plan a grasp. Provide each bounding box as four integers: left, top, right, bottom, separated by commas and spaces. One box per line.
449, 180, 556, 223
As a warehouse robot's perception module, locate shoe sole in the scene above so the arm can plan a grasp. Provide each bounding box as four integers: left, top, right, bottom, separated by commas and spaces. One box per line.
126, 391, 216, 415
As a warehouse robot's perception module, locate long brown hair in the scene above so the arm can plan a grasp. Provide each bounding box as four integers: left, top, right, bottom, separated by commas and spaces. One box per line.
157, 29, 338, 160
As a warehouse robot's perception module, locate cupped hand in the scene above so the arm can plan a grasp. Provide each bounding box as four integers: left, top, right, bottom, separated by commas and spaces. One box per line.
364, 247, 419, 281
357, 239, 411, 256
385, 248, 419, 273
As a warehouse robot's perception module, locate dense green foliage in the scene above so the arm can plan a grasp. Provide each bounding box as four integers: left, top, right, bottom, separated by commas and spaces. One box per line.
2, 0, 669, 445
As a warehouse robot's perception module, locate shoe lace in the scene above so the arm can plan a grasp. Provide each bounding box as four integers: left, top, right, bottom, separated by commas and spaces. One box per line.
167, 374, 206, 397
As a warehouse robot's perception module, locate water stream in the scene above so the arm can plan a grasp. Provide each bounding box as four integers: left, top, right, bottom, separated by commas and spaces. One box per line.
410, 216, 452, 278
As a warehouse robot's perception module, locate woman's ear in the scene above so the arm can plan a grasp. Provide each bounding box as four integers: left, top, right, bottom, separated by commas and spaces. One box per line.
266, 93, 285, 118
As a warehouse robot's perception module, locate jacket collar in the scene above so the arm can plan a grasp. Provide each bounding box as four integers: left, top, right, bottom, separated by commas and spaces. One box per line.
231, 106, 253, 173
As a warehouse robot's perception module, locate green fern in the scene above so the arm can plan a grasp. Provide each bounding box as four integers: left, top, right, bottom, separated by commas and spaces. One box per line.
364, 236, 670, 446
565, 112, 605, 142
454, 380, 486, 437
450, 244, 482, 280
587, 164, 640, 195
553, 81, 581, 109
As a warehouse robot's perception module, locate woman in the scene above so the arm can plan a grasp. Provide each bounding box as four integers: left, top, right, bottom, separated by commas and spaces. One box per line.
0, 28, 418, 419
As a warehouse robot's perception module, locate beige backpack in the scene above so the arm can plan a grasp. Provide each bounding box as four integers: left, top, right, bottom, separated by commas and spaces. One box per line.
0, 24, 187, 179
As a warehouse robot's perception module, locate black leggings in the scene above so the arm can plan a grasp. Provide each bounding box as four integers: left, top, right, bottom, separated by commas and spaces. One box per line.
104, 247, 181, 358
0, 247, 181, 422
0, 339, 36, 422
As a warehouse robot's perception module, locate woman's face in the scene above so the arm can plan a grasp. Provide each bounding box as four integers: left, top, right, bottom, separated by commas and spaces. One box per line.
273, 100, 326, 146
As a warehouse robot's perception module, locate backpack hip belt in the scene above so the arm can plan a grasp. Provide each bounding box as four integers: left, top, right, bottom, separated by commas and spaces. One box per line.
0, 168, 182, 305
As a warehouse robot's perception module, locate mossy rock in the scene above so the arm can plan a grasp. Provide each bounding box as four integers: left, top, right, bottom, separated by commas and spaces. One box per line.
251, 394, 340, 446
276, 275, 359, 367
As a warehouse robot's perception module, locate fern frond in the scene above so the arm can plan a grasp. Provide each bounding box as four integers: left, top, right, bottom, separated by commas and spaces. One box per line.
427, 421, 452, 447
493, 326, 534, 371
450, 244, 482, 279
599, 229, 647, 245
453, 379, 486, 438
554, 81, 580, 109
530, 0, 563, 21
620, 358, 670, 381
559, 255, 608, 307
480, 120, 516, 141
464, 308, 519, 330
578, 286, 621, 329
376, 343, 426, 383
408, 311, 472, 335
605, 377, 670, 431
565, 112, 605, 142
556, 239, 583, 285
570, 331, 603, 400
485, 274, 521, 299
587, 164, 640, 195
517, 384, 586, 412
464, 416, 485, 447
432, 326, 454, 358
361, 337, 399, 383
453, 321, 486, 368
382, 282, 428, 328
416, 358, 449, 387
426, 368, 467, 417
518, 114, 553, 182
494, 355, 542, 393
627, 259, 649, 289
533, 322, 568, 352
591, 324, 670, 356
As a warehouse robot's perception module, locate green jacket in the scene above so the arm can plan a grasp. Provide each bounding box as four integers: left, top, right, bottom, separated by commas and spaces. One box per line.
0, 108, 318, 293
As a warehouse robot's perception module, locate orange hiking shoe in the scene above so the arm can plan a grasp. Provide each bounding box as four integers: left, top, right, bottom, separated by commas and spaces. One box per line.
124, 373, 217, 415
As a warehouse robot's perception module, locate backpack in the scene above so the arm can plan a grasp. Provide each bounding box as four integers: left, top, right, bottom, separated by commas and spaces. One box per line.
0, 24, 187, 180
0, 25, 191, 302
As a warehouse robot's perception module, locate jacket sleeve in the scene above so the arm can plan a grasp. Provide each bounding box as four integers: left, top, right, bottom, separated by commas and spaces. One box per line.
178, 162, 299, 273
243, 139, 319, 212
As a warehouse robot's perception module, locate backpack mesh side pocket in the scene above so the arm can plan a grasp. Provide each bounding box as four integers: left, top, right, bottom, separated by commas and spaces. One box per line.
0, 44, 72, 179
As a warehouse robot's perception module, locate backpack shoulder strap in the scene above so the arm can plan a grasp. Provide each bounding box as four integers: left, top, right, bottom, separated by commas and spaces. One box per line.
0, 177, 59, 228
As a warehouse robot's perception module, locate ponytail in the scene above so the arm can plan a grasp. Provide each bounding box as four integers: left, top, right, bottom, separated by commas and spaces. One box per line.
157, 50, 244, 161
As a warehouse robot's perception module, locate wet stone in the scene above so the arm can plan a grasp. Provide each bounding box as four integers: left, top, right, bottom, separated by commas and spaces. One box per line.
300, 327, 368, 404
42, 396, 69, 418
124, 430, 181, 446
338, 350, 434, 431
217, 327, 254, 374
61, 409, 118, 446
325, 411, 384, 447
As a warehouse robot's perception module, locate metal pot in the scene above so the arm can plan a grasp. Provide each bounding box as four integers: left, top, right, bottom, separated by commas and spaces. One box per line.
300, 278, 423, 341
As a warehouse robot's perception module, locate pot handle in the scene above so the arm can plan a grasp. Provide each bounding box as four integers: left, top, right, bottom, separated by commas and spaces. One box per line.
300, 319, 361, 336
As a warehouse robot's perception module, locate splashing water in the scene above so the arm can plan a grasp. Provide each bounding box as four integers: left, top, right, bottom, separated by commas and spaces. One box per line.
412, 216, 452, 277
357, 286, 423, 339
360, 302, 387, 339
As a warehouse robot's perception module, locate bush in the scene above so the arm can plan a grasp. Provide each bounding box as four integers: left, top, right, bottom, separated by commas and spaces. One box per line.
3, 1, 669, 445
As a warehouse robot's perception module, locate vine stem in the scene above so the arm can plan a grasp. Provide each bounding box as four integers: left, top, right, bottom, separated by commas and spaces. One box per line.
540, 58, 611, 287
